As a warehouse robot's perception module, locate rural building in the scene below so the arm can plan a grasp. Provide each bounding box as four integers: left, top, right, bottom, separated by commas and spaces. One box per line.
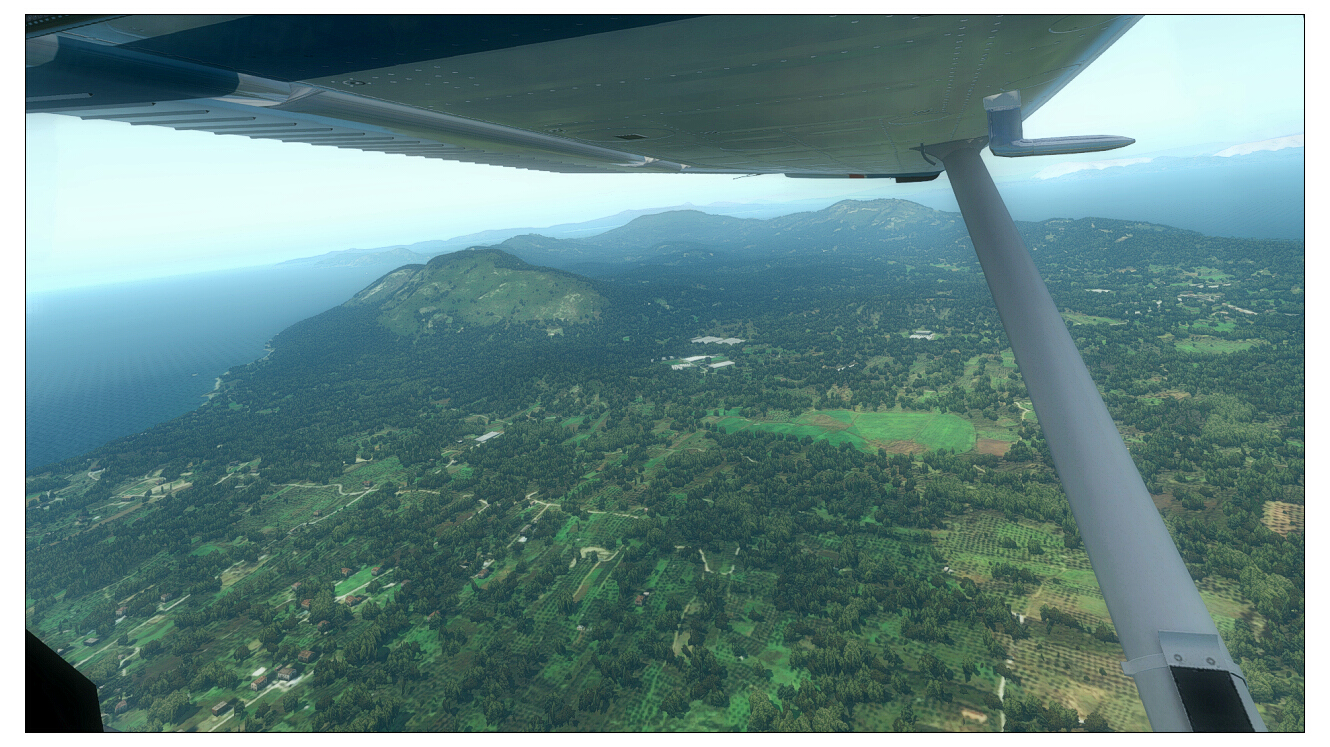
341, 567, 353, 577
115, 606, 127, 617
708, 361, 735, 369
517, 536, 528, 543
344, 595, 363, 606
250, 675, 268, 691
682, 355, 709, 362
476, 567, 491, 579
211, 700, 231, 717
909, 333, 936, 340
300, 599, 311, 610
159, 592, 173, 602
115, 700, 129, 714
312, 509, 320, 517
317, 620, 331, 631
362, 480, 374, 487
84, 637, 100, 646
291, 582, 302, 591
278, 667, 296, 681
298, 649, 317, 663
634, 595, 645, 606
670, 363, 694, 370
475, 431, 502, 443
720, 338, 745, 345
371, 566, 383, 576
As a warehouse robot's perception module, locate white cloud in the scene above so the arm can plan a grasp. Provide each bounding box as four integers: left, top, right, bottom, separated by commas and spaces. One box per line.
1033, 157, 1155, 180
1213, 133, 1304, 157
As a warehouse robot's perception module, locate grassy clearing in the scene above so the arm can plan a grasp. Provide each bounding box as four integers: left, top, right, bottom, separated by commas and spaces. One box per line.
1175, 338, 1257, 354
1060, 311, 1119, 325
717, 409, 975, 454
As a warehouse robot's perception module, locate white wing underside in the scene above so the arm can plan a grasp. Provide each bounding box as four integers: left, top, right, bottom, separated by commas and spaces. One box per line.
26, 14, 1139, 177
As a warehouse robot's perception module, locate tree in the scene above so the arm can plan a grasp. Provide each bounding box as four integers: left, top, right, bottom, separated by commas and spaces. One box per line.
748, 690, 779, 732
811, 704, 850, 732
961, 658, 978, 682
147, 689, 190, 725
661, 689, 690, 718
279, 692, 301, 715
1083, 710, 1112, 732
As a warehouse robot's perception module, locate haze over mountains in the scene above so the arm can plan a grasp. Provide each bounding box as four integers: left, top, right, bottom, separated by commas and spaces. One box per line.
283, 139, 1303, 273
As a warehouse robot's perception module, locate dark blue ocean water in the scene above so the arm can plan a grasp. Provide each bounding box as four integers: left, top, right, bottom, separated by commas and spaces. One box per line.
25, 265, 389, 471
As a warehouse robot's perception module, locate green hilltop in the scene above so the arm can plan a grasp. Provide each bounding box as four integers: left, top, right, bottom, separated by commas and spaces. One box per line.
345, 248, 604, 336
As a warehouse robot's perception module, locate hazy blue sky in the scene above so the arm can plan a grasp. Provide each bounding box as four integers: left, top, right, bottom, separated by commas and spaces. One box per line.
24, 14, 1305, 292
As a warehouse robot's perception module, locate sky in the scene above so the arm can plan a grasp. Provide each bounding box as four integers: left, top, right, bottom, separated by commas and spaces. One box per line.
23, 13, 1307, 293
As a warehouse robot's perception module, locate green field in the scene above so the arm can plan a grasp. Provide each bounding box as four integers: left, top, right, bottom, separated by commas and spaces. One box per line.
1060, 311, 1119, 325
715, 409, 975, 453
1175, 338, 1258, 354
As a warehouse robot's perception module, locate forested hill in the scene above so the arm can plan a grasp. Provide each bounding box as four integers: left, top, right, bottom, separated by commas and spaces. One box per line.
344, 247, 605, 337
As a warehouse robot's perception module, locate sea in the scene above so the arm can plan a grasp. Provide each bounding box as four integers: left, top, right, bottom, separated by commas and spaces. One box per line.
25, 265, 390, 471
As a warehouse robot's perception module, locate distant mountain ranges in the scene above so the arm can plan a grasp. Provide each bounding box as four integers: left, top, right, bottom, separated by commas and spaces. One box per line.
280, 137, 1303, 274
275, 200, 844, 270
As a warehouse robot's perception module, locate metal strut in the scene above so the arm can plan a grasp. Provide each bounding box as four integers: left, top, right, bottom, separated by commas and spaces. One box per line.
925, 100, 1265, 731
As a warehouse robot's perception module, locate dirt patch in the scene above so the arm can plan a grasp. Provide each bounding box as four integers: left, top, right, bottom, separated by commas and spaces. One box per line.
976, 438, 1012, 457
876, 440, 926, 455
88, 502, 143, 532
1262, 501, 1304, 536
961, 707, 988, 724
800, 413, 851, 431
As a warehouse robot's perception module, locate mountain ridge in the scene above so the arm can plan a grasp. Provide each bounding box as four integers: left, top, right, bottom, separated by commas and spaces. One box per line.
345, 247, 604, 336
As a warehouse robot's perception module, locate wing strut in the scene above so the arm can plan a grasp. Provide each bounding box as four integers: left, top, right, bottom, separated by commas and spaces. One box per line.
925, 100, 1266, 731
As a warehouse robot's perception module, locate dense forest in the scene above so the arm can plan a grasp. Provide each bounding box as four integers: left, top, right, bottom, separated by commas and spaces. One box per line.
26, 200, 1303, 732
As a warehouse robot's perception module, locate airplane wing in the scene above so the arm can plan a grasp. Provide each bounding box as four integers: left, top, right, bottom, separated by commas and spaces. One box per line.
27, 14, 1136, 178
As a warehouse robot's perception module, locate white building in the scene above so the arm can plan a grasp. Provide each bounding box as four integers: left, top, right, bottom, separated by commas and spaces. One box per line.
909, 333, 936, 340
683, 355, 710, 362
475, 431, 502, 443
671, 363, 694, 370
709, 361, 736, 368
